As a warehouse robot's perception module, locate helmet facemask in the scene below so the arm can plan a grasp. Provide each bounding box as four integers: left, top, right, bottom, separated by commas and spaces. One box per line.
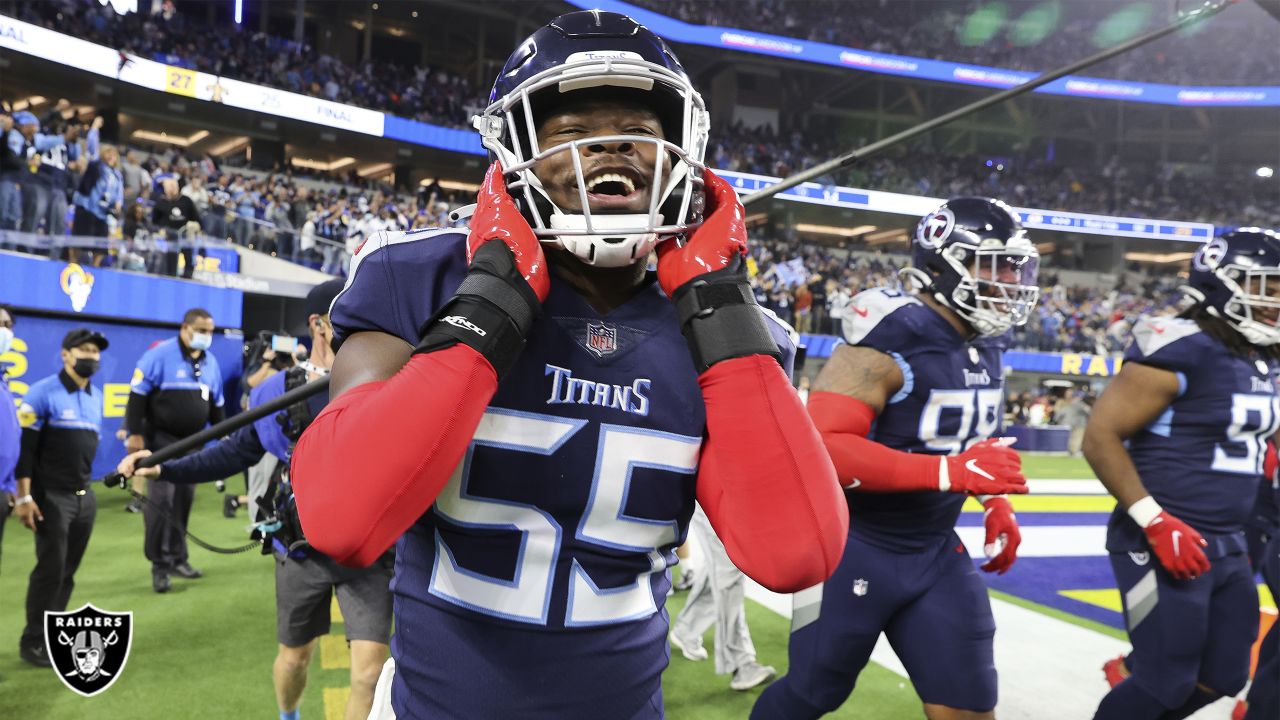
945, 238, 1041, 337
476, 56, 709, 267
1214, 263, 1280, 346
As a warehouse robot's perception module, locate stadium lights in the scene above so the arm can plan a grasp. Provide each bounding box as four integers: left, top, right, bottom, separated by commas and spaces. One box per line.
234, 0, 243, 25
206, 136, 250, 157
131, 129, 210, 147
1123, 251, 1196, 264
864, 228, 909, 245
10, 95, 47, 111
291, 156, 356, 172
1257, 166, 1275, 179
419, 178, 482, 193
357, 163, 394, 178
794, 223, 877, 237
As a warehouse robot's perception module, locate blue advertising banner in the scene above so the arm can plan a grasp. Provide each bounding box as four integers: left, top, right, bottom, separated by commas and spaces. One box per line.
0, 252, 243, 328
566, 0, 1280, 108
2, 315, 243, 480
720, 170, 1215, 242
382, 115, 486, 156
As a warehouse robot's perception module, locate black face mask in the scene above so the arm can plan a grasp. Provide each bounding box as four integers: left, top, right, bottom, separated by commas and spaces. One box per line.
72, 358, 99, 379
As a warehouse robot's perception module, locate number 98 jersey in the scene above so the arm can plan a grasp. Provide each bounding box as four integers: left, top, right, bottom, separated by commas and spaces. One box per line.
1112, 316, 1280, 549
840, 288, 1005, 552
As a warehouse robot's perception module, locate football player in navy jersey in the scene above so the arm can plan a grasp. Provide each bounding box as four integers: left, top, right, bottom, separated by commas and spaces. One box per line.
752, 197, 1038, 720
1085, 228, 1280, 720
289, 11, 848, 720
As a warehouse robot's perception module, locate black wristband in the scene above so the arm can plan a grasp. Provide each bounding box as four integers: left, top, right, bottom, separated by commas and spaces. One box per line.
671, 256, 781, 373
413, 242, 541, 379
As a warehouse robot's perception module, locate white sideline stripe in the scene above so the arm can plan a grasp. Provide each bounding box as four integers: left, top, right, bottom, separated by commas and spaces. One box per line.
743, 581, 1235, 719
1026, 478, 1107, 495
955, 525, 1109, 558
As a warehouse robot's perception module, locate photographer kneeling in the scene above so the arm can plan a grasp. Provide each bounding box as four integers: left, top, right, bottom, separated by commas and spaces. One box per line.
117, 279, 390, 720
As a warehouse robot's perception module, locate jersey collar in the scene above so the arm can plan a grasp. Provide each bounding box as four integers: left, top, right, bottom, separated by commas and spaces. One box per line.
58, 369, 94, 395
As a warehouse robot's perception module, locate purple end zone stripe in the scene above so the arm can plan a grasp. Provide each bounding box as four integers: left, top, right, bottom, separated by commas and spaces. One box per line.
982, 556, 1124, 631
956, 512, 1112, 527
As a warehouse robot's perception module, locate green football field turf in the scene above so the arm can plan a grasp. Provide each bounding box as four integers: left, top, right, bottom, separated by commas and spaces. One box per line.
0, 454, 1098, 718
1018, 454, 1094, 479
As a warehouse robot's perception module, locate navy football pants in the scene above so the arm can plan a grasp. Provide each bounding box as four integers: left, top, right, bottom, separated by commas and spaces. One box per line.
752, 531, 997, 719
1104, 549, 1257, 712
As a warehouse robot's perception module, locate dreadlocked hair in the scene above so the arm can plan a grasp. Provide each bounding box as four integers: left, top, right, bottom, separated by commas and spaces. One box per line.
1177, 304, 1280, 362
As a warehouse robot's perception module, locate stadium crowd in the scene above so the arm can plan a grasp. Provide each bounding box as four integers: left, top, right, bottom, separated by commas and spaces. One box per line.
12, 2, 1278, 228
629, 0, 1280, 86
21, 0, 481, 128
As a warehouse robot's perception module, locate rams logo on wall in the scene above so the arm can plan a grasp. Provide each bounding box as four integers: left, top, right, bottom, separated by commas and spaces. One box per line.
59, 264, 95, 313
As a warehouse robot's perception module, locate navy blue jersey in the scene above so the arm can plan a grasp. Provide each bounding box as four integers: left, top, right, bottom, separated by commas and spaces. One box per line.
331, 229, 795, 718
1109, 317, 1280, 551
840, 287, 1005, 552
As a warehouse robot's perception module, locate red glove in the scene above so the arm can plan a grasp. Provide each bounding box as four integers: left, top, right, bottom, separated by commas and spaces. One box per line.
942, 438, 1027, 496
469, 162, 549, 302
1141, 508, 1211, 581
1264, 440, 1277, 483
656, 168, 746, 297
979, 496, 1021, 575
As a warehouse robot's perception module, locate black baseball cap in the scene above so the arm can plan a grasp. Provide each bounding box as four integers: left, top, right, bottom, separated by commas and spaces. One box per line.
304, 279, 346, 320
62, 328, 109, 351
291, 278, 346, 335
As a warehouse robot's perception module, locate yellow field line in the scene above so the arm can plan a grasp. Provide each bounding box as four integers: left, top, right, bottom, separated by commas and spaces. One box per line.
320, 634, 350, 669
1061, 585, 1276, 612
962, 496, 1118, 512
323, 686, 351, 720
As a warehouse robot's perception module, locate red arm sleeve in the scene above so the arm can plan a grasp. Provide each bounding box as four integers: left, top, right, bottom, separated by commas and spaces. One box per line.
806, 391, 941, 492
291, 344, 496, 567
695, 355, 849, 593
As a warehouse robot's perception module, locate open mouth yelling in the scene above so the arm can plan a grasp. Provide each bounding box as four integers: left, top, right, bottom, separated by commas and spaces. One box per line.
580, 168, 647, 211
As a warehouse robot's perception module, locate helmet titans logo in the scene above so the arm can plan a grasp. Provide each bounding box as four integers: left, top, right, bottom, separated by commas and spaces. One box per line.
916, 207, 955, 249
44, 604, 133, 697
1193, 237, 1228, 272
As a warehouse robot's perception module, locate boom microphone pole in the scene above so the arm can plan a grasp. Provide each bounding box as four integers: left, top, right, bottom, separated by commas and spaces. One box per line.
99, 375, 331, 488
739, 0, 1239, 207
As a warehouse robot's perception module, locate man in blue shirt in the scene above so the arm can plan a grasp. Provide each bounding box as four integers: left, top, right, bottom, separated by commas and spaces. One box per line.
124, 309, 225, 593
0, 306, 19, 573
15, 327, 108, 667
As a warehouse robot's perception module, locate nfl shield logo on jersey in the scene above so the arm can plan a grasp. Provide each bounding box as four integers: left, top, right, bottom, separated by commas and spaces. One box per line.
852, 578, 869, 596
45, 604, 133, 697
586, 322, 618, 357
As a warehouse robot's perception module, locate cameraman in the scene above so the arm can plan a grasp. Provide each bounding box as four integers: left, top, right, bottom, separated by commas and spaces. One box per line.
229, 331, 298, 519
116, 280, 390, 720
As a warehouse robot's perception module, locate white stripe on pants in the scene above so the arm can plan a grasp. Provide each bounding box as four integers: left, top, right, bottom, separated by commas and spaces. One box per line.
671, 505, 757, 675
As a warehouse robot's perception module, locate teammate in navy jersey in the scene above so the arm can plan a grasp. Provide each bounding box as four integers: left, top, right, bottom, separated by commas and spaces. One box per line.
1237, 442, 1279, 720
289, 11, 847, 720
1085, 228, 1280, 720
752, 197, 1039, 720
